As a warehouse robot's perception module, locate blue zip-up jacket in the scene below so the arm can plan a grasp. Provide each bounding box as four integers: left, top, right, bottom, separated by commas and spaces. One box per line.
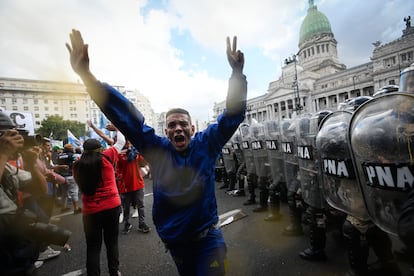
89, 72, 247, 243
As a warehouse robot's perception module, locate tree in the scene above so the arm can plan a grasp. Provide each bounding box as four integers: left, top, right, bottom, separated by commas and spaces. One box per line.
37, 115, 86, 142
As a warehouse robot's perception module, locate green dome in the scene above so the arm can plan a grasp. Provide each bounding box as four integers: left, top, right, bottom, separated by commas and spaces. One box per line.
299, 3, 332, 44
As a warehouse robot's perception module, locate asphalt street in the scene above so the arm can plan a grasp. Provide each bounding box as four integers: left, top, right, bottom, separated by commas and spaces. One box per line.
36, 179, 411, 276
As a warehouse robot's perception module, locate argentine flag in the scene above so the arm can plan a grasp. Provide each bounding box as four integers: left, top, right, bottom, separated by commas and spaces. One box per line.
67, 129, 82, 148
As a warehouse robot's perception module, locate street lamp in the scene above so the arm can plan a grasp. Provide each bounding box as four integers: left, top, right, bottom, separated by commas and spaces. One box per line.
285, 54, 302, 114
352, 75, 357, 91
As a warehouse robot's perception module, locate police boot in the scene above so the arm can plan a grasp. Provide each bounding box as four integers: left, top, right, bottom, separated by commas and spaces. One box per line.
342, 220, 369, 276
299, 225, 327, 261
243, 174, 257, 205
367, 226, 401, 276
265, 186, 282, 222
219, 174, 229, 189
282, 210, 303, 236
253, 177, 269, 212
234, 176, 246, 196
226, 172, 237, 193
282, 191, 303, 236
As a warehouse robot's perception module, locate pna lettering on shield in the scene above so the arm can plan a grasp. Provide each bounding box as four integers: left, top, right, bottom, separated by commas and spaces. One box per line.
363, 163, 414, 191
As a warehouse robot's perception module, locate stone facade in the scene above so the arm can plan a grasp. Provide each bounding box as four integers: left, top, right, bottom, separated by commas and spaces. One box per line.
0, 77, 155, 132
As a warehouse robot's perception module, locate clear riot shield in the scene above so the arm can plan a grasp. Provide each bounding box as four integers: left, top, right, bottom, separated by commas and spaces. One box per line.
316, 111, 370, 221
349, 93, 414, 235
222, 139, 237, 174
240, 124, 256, 175
281, 119, 300, 193
296, 114, 325, 209
250, 122, 271, 179
231, 132, 245, 166
264, 120, 285, 185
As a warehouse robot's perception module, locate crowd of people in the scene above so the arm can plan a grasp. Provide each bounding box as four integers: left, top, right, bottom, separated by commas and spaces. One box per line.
0, 113, 154, 276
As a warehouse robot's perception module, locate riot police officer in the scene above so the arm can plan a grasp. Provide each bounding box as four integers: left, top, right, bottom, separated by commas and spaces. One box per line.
281, 118, 304, 236
397, 63, 414, 269
249, 121, 275, 213
345, 93, 405, 275
232, 131, 246, 197
316, 111, 398, 275
221, 134, 239, 193
263, 120, 286, 222
240, 123, 258, 205
297, 111, 331, 261
215, 153, 228, 188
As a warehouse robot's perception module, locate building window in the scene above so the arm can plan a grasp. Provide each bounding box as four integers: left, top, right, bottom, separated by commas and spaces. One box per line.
389, 79, 395, 85
321, 45, 325, 52
384, 56, 396, 67
54, 107, 59, 111
54, 100, 58, 104
34, 99, 38, 104
12, 106, 18, 111
311, 47, 314, 55
317, 45, 320, 54
35, 121, 40, 125
45, 107, 49, 111
401, 51, 413, 62
0, 98, 5, 104
35, 114, 40, 118
34, 106, 39, 111
12, 98, 17, 104
24, 106, 29, 111
326, 44, 329, 52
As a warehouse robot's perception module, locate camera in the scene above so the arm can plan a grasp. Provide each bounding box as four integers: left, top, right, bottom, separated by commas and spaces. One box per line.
17, 209, 72, 247
25, 222, 72, 246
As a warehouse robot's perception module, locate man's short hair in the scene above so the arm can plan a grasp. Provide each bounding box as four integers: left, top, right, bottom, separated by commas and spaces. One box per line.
165, 108, 191, 121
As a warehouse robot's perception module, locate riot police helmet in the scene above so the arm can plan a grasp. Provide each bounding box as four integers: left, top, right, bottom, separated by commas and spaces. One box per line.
231, 131, 242, 143
264, 120, 279, 137
314, 110, 332, 127
249, 120, 264, 139
239, 123, 250, 138
298, 117, 310, 137
344, 96, 373, 112
373, 85, 399, 97
399, 63, 414, 94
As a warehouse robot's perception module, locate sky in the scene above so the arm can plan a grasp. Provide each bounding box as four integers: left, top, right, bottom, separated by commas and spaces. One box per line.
1, 0, 413, 123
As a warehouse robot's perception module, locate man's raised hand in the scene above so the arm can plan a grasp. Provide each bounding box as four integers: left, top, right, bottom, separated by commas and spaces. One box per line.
226, 36, 244, 73
66, 29, 90, 76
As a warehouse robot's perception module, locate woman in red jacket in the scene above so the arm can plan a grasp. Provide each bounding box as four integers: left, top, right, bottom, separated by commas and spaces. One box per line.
73, 131, 125, 276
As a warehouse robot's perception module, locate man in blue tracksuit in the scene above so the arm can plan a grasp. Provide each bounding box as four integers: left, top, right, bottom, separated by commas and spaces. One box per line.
67, 29, 247, 275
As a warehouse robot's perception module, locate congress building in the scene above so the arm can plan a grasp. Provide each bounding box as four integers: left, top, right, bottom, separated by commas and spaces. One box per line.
213, 1, 414, 124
